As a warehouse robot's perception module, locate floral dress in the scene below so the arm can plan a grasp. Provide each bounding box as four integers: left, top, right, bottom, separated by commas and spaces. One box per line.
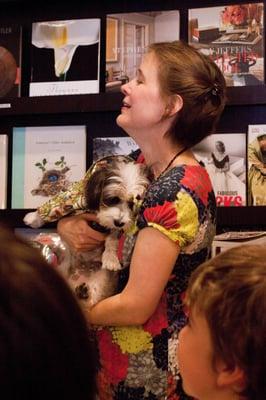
96, 153, 216, 400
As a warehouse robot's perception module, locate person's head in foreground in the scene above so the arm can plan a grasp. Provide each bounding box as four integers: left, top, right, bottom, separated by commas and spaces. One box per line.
178, 244, 266, 400
0, 224, 97, 400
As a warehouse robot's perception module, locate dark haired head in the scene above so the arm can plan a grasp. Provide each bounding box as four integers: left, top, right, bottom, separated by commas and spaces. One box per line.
0, 224, 97, 400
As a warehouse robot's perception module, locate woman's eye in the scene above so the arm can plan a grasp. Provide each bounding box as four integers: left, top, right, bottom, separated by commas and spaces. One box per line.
104, 196, 120, 206
136, 79, 143, 84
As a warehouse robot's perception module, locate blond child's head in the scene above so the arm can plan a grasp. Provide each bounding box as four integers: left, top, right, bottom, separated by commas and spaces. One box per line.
178, 244, 266, 400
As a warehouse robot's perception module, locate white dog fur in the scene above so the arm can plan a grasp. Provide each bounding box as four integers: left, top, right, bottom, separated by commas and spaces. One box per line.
24, 156, 150, 306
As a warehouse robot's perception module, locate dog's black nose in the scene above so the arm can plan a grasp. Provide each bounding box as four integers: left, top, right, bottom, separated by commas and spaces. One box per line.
114, 220, 124, 228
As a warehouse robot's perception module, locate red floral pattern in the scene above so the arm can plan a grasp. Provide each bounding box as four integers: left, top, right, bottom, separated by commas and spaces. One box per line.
143, 201, 179, 230
97, 329, 129, 384
144, 293, 168, 336
180, 167, 212, 206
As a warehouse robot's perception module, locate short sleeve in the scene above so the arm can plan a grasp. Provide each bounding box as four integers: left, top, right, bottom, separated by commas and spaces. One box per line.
37, 179, 87, 223
140, 190, 199, 249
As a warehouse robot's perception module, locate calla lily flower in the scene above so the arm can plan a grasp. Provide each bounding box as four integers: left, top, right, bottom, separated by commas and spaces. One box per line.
32, 19, 100, 78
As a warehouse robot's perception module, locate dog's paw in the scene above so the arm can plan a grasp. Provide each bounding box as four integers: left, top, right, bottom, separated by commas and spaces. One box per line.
23, 211, 45, 228
102, 251, 121, 271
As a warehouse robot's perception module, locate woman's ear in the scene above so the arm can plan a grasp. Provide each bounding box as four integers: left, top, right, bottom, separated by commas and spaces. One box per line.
165, 94, 183, 117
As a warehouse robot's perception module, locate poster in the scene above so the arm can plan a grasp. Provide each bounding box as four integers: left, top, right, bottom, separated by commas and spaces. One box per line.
188, 4, 264, 86
247, 124, 266, 205
192, 133, 246, 206
105, 10, 180, 92
30, 18, 100, 96
12, 125, 86, 208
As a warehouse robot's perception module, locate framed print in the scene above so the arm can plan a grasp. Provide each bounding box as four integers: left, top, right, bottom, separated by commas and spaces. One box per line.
106, 17, 118, 62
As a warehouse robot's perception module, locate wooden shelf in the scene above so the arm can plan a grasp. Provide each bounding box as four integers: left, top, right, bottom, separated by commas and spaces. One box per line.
1, 86, 266, 117
217, 206, 266, 231
227, 85, 266, 106
0, 92, 123, 116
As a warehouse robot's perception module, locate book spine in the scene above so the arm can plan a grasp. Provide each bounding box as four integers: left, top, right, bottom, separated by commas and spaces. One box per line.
0, 135, 8, 209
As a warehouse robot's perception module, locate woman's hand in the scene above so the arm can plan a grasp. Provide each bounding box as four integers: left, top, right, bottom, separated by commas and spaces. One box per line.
57, 213, 107, 252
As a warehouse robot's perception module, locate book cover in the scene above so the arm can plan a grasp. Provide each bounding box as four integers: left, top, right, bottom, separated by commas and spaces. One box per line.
192, 133, 246, 206
12, 125, 86, 209
188, 3, 264, 87
93, 136, 138, 161
247, 124, 266, 206
0, 134, 8, 209
0, 24, 22, 98
105, 10, 180, 93
29, 18, 100, 96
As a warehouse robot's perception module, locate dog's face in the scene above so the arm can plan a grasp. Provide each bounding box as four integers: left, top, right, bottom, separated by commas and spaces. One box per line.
85, 159, 149, 231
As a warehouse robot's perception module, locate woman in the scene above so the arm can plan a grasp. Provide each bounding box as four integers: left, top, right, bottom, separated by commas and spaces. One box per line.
58, 41, 226, 399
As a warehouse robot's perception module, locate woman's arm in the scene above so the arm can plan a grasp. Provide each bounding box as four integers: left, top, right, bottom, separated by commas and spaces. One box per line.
57, 213, 107, 252
86, 226, 180, 326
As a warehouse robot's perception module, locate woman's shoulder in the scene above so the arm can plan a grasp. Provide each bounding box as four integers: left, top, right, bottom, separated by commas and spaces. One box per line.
147, 164, 212, 203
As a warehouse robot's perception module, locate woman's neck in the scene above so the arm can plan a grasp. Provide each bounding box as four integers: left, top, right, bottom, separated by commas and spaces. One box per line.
139, 140, 187, 178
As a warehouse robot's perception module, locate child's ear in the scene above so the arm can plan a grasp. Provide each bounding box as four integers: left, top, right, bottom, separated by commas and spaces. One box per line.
217, 364, 246, 391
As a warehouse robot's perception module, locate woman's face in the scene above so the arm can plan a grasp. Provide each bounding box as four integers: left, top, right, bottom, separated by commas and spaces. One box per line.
215, 141, 225, 153
116, 51, 167, 137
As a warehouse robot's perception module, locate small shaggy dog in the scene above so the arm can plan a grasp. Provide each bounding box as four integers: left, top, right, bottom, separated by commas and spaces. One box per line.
24, 155, 150, 306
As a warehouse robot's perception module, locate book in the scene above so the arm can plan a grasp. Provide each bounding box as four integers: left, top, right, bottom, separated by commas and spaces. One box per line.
247, 124, 266, 206
192, 133, 246, 206
12, 125, 87, 209
105, 10, 180, 93
0, 134, 8, 209
188, 4, 264, 87
93, 136, 138, 161
212, 230, 266, 256
0, 24, 22, 98
29, 18, 100, 96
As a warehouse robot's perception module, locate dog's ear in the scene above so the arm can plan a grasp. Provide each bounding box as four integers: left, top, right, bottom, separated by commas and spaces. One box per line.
139, 163, 153, 183
85, 168, 109, 211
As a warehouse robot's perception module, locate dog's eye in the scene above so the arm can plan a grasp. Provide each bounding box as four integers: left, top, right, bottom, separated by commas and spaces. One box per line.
104, 196, 121, 207
127, 200, 134, 210
136, 195, 141, 201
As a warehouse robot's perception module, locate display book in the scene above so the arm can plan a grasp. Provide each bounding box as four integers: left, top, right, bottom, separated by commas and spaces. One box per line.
188, 3, 264, 87
192, 132, 247, 207
29, 18, 100, 96
0, 134, 8, 209
11, 125, 87, 209
0, 24, 22, 98
92, 136, 138, 161
105, 9, 180, 93
247, 124, 266, 206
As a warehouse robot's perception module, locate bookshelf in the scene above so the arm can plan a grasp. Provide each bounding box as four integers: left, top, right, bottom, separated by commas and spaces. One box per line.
1, 0, 266, 232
